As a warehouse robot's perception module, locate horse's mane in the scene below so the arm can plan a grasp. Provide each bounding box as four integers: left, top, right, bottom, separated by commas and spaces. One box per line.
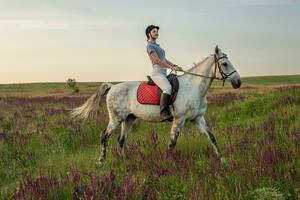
186, 54, 213, 72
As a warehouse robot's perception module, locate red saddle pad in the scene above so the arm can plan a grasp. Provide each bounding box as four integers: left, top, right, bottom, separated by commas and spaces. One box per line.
137, 82, 177, 105
137, 83, 160, 105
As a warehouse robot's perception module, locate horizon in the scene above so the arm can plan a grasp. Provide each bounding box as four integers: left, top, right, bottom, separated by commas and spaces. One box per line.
1, 73, 299, 85
0, 0, 300, 84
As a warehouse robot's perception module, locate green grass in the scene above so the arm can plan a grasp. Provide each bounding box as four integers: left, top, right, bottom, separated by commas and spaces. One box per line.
0, 75, 300, 199
241, 74, 300, 85
1, 74, 299, 96
0, 82, 101, 96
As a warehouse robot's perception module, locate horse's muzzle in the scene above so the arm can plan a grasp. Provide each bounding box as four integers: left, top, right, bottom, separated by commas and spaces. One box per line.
231, 79, 241, 89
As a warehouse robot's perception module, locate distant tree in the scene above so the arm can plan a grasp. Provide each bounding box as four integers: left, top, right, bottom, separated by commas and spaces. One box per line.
66, 78, 79, 93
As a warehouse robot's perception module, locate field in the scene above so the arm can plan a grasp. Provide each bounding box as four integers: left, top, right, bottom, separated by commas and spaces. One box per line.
0, 75, 300, 199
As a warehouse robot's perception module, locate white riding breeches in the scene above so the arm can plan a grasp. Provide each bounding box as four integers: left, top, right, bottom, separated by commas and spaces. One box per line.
150, 73, 172, 95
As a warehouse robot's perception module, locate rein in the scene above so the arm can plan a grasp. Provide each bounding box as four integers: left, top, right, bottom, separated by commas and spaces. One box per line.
179, 54, 237, 86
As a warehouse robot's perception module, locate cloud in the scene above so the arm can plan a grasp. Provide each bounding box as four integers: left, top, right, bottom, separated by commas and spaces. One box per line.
0, 19, 71, 31
0, 1, 138, 31
0, 18, 137, 31
231, 0, 300, 6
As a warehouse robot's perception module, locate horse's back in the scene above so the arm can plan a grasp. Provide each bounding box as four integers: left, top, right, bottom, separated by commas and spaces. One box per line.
105, 81, 141, 119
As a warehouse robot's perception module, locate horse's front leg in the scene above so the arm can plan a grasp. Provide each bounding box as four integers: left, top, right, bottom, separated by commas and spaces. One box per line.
193, 116, 222, 157
168, 117, 186, 148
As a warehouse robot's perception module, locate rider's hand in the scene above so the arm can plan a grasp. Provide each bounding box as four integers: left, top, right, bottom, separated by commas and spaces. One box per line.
172, 65, 183, 71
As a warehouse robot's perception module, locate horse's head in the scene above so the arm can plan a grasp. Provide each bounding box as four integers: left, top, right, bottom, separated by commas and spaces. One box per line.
214, 45, 241, 89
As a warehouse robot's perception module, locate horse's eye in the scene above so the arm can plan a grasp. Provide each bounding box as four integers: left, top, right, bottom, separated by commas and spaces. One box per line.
222, 62, 228, 67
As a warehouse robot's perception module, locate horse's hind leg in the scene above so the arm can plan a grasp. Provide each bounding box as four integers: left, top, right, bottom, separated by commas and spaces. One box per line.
98, 118, 121, 165
193, 116, 221, 157
118, 115, 136, 157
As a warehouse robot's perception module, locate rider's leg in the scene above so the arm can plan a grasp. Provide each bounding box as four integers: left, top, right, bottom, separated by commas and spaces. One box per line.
150, 73, 172, 121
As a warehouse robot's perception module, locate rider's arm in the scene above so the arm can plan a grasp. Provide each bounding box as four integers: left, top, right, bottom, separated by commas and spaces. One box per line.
148, 51, 175, 70
165, 59, 177, 67
166, 58, 183, 71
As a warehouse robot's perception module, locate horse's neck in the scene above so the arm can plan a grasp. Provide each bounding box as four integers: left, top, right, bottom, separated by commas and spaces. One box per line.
182, 55, 215, 97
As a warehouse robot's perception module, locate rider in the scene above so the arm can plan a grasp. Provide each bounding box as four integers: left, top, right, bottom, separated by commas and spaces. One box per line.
145, 25, 183, 121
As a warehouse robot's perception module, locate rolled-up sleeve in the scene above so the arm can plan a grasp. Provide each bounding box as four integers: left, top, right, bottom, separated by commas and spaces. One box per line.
147, 44, 156, 55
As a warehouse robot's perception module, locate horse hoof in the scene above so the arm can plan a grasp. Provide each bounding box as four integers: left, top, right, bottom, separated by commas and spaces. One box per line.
168, 142, 176, 149
220, 157, 227, 165
95, 159, 105, 168
95, 161, 103, 168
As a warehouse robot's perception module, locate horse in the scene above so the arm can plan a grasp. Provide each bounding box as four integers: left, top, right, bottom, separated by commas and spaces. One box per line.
70, 46, 241, 166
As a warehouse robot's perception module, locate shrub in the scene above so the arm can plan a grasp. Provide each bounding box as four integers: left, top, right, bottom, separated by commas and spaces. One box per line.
66, 78, 79, 93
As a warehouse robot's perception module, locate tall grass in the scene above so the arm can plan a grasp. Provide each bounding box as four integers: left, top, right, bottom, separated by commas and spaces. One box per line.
0, 84, 299, 199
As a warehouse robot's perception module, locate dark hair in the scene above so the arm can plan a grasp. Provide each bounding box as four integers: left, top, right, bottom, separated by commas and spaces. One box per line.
145, 25, 159, 41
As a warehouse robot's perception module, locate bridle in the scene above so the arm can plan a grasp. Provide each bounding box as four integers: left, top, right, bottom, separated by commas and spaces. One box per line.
178, 53, 237, 86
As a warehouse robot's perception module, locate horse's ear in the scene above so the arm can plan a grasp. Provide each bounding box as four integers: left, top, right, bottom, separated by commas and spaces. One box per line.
215, 45, 219, 54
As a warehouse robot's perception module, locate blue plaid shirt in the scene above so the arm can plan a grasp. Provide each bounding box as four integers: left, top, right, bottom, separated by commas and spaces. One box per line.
146, 40, 167, 75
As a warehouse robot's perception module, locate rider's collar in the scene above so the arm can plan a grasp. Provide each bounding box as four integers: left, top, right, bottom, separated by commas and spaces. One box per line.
148, 40, 159, 46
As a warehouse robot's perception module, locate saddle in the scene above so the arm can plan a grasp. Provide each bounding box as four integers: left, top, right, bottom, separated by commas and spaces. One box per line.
137, 73, 179, 105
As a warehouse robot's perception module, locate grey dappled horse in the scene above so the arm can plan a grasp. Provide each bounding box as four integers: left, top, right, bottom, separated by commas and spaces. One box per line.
70, 46, 241, 166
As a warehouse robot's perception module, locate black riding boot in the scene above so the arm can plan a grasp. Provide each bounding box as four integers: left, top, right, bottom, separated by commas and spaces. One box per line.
160, 93, 173, 122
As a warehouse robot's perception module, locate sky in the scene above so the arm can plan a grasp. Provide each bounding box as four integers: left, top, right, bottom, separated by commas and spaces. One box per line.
0, 0, 299, 83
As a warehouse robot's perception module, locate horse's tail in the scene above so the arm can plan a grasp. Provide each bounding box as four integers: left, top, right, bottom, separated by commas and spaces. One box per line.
69, 82, 113, 119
